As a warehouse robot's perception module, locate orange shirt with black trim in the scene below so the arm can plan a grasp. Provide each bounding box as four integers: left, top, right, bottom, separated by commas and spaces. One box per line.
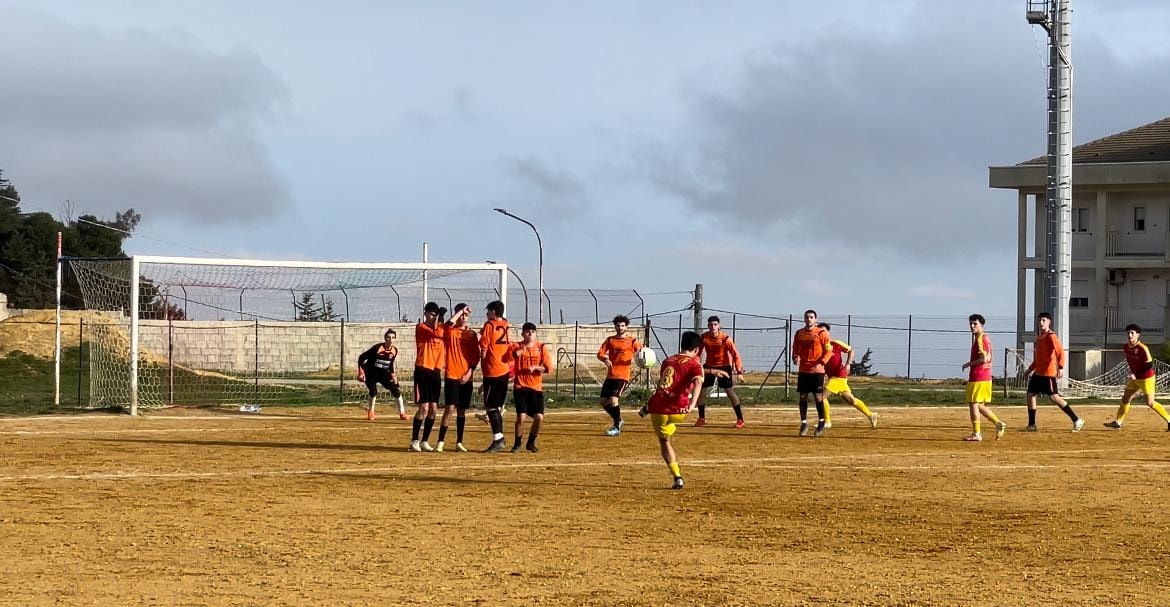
1124, 341, 1156, 379
479, 318, 512, 378
792, 326, 831, 373
415, 322, 445, 371
701, 332, 742, 371
511, 341, 552, 391
443, 323, 480, 380
597, 335, 642, 380
1028, 331, 1065, 377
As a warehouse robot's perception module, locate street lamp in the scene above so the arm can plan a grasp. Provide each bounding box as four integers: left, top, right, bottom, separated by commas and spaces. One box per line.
493, 208, 543, 322
486, 260, 529, 323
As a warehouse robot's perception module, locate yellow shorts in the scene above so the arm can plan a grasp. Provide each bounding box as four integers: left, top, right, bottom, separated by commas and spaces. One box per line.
825, 377, 850, 396
1125, 377, 1156, 397
965, 381, 992, 404
650, 413, 687, 439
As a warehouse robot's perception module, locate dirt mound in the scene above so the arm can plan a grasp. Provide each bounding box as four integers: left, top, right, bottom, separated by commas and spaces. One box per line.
0, 310, 124, 358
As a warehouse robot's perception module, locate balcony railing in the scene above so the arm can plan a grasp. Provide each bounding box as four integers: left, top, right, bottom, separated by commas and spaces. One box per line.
1105, 230, 1168, 258
1070, 308, 1166, 334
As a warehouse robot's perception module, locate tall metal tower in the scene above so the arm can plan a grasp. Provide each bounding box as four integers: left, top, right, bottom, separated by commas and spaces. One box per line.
1028, 0, 1072, 384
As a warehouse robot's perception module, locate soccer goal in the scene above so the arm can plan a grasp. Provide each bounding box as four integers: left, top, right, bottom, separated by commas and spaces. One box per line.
61, 255, 508, 415
1003, 347, 1170, 399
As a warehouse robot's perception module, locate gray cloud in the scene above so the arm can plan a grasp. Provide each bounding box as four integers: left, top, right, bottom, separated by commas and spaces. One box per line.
505, 157, 589, 218
639, 6, 1170, 259
0, 8, 289, 224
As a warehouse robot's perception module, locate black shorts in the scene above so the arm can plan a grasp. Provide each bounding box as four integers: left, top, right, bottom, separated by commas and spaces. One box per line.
797, 372, 825, 395
600, 378, 629, 399
482, 375, 510, 409
1027, 374, 1059, 396
514, 387, 545, 416
702, 366, 735, 390
364, 374, 400, 398
413, 367, 442, 403
444, 378, 474, 410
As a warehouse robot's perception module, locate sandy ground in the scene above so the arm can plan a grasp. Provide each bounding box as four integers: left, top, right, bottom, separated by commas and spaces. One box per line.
1, 404, 1168, 606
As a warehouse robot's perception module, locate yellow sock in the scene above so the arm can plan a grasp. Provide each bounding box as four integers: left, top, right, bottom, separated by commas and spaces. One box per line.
853, 398, 872, 417
668, 461, 681, 478
823, 399, 832, 425
973, 420, 981, 434
1152, 402, 1170, 423
1117, 403, 1131, 422
986, 412, 1001, 425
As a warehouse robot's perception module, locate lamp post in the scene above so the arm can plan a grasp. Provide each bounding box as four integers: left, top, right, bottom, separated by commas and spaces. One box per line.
493, 208, 543, 323
487, 260, 529, 323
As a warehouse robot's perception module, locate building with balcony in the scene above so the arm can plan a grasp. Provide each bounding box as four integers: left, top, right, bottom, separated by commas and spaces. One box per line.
989, 117, 1170, 376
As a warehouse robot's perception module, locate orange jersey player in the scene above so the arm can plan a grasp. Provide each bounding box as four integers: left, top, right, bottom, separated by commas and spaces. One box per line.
597, 314, 643, 436
791, 309, 831, 437
1023, 312, 1083, 432
410, 302, 447, 452
478, 300, 511, 452
693, 316, 745, 428
435, 303, 480, 453
508, 322, 553, 453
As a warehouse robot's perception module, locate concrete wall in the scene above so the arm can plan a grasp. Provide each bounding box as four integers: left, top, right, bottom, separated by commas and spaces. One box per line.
138, 320, 644, 377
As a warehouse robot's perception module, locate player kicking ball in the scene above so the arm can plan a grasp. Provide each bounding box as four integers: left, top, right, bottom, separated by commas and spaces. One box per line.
646, 330, 706, 490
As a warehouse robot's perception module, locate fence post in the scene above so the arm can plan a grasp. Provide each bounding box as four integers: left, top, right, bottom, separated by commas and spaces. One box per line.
644, 315, 652, 392
588, 289, 599, 324
339, 319, 346, 404
731, 314, 737, 343
168, 317, 174, 405
253, 319, 260, 399
77, 318, 84, 407
573, 321, 579, 400
692, 284, 703, 332
906, 314, 913, 378
785, 315, 792, 400
1002, 346, 1009, 399
677, 314, 682, 350
847, 314, 852, 345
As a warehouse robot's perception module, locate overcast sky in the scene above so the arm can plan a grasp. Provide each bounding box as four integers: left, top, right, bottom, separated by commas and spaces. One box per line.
3, 0, 1170, 319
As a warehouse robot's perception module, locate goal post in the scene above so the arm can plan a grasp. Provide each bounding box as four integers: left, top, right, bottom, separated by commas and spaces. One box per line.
62, 255, 508, 415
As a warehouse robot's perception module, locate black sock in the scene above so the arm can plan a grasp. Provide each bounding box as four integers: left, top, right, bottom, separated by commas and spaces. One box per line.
513, 435, 522, 449
488, 409, 503, 436
604, 405, 622, 425
814, 399, 825, 423
526, 432, 537, 448
456, 415, 466, 442
1061, 405, 1079, 422
698, 405, 706, 418
422, 417, 435, 441
411, 417, 422, 441
1028, 408, 1037, 426
438, 425, 448, 442
798, 399, 808, 422
732, 405, 743, 421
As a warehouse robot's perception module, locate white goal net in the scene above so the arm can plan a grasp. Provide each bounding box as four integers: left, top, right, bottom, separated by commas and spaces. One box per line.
64, 256, 507, 414
1004, 348, 1170, 399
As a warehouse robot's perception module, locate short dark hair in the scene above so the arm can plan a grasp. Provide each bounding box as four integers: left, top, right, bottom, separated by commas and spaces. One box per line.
804, 309, 817, 318
969, 314, 986, 325
612, 315, 630, 325
384, 328, 396, 339
522, 322, 537, 332
707, 315, 720, 324
1126, 323, 1142, 334
424, 302, 440, 314
1037, 312, 1052, 322
486, 300, 505, 316
680, 330, 702, 352
817, 322, 831, 331
453, 303, 468, 314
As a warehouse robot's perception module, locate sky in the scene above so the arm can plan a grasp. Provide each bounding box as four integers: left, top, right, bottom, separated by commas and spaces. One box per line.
3, 0, 1170, 320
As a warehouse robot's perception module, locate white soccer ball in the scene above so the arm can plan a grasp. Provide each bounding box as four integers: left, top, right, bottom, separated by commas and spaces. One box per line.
635, 348, 658, 369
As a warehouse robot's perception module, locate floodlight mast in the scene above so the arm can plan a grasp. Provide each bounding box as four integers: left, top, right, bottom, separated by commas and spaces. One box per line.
1028, 0, 1072, 388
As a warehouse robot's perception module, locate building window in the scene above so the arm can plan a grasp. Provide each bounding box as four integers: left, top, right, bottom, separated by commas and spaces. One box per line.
1134, 206, 1146, 232
1070, 297, 1089, 308
1072, 207, 1088, 232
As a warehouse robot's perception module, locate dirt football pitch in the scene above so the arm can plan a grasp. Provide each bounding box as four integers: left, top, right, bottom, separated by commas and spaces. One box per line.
1, 404, 1169, 606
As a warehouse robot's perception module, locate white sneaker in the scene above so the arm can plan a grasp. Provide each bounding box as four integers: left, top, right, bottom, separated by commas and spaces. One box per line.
435, 441, 445, 453
455, 443, 468, 452
869, 412, 879, 429
964, 433, 982, 442
409, 440, 422, 452
420, 441, 434, 452
995, 421, 1008, 440
1072, 418, 1085, 433
606, 419, 624, 436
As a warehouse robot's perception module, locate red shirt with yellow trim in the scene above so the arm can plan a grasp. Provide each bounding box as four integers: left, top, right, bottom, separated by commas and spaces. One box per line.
1124, 341, 1156, 379
825, 340, 852, 379
968, 332, 993, 382
647, 354, 703, 415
